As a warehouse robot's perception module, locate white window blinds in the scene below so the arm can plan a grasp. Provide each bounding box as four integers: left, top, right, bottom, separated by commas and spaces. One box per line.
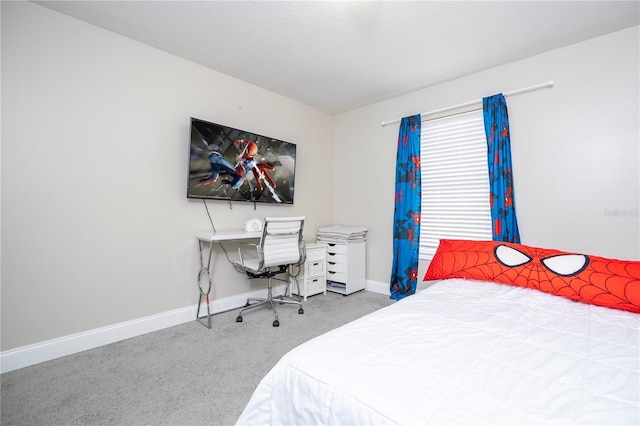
420, 110, 492, 259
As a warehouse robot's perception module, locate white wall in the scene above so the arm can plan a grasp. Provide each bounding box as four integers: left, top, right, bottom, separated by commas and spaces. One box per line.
334, 26, 639, 286
1, 2, 334, 351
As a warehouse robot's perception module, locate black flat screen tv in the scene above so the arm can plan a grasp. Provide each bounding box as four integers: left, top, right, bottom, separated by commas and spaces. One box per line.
187, 118, 296, 204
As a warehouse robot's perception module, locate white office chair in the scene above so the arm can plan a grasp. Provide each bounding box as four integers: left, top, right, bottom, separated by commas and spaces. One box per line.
234, 216, 306, 327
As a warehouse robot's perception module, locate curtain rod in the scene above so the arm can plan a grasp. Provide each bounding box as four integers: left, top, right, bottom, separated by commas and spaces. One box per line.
380, 80, 554, 127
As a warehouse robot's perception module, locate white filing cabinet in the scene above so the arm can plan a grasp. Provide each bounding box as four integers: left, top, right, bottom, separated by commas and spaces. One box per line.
292, 243, 327, 300
325, 241, 366, 295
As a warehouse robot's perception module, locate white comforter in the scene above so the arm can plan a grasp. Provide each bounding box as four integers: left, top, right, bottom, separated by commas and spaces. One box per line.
236, 278, 640, 425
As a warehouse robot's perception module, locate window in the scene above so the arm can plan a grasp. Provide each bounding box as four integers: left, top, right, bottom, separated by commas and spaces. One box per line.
420, 110, 492, 259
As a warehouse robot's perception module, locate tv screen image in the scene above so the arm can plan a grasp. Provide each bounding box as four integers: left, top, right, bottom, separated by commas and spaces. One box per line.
187, 118, 296, 204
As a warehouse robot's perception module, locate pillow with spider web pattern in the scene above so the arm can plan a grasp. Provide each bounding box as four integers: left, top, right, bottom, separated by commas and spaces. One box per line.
424, 239, 640, 314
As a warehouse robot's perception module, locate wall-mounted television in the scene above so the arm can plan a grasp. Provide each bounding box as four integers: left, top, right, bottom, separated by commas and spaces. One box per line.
187, 117, 296, 204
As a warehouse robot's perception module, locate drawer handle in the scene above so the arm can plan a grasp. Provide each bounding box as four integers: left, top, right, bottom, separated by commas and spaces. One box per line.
328, 262, 336, 265
328, 271, 336, 275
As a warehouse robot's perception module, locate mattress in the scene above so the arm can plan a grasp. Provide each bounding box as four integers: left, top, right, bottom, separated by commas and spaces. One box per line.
236, 278, 640, 425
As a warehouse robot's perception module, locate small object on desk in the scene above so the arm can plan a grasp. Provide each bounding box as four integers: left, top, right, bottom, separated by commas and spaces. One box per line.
244, 218, 263, 232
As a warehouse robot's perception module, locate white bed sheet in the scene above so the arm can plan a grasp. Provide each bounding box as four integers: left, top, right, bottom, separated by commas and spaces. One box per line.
236, 278, 640, 425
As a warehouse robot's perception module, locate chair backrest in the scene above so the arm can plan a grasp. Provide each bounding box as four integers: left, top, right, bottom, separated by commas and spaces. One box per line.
259, 216, 305, 269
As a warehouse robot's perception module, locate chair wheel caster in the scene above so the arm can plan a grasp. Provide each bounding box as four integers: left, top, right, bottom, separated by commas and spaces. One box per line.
236, 316, 243, 322
273, 320, 279, 327
298, 308, 304, 314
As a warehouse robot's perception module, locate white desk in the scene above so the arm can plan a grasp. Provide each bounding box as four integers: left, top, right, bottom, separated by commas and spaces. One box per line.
196, 230, 262, 328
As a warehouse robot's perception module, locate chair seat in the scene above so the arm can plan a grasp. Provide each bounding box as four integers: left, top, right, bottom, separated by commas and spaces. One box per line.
236, 258, 260, 274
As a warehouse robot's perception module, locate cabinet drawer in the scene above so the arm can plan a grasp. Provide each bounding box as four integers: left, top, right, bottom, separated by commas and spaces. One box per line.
326, 261, 347, 274
306, 277, 325, 294
326, 252, 347, 264
326, 270, 347, 283
305, 261, 325, 276
293, 276, 325, 298
326, 243, 347, 255
306, 248, 326, 262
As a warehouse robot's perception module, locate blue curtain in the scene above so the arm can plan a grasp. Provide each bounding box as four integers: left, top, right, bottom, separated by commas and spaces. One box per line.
482, 94, 521, 243
390, 114, 421, 300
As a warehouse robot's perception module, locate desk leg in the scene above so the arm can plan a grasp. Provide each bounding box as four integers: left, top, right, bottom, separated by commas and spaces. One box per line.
196, 240, 214, 329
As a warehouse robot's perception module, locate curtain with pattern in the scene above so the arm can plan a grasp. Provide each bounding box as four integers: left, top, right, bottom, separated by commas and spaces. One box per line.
482, 94, 521, 243
390, 114, 421, 300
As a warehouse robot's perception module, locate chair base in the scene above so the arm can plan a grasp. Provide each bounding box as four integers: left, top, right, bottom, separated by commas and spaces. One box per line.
236, 275, 303, 327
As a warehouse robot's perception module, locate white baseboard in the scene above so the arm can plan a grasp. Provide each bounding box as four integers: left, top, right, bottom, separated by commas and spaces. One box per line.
0, 282, 390, 374
0, 287, 279, 374
365, 279, 391, 296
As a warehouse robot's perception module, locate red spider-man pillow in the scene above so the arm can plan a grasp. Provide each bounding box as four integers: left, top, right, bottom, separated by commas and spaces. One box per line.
424, 239, 640, 314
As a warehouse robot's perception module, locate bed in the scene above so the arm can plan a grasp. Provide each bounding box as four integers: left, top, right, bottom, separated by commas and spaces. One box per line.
236, 240, 640, 425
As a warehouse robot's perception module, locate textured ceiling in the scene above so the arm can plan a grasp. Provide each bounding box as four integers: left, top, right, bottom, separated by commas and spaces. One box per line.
34, 1, 639, 114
